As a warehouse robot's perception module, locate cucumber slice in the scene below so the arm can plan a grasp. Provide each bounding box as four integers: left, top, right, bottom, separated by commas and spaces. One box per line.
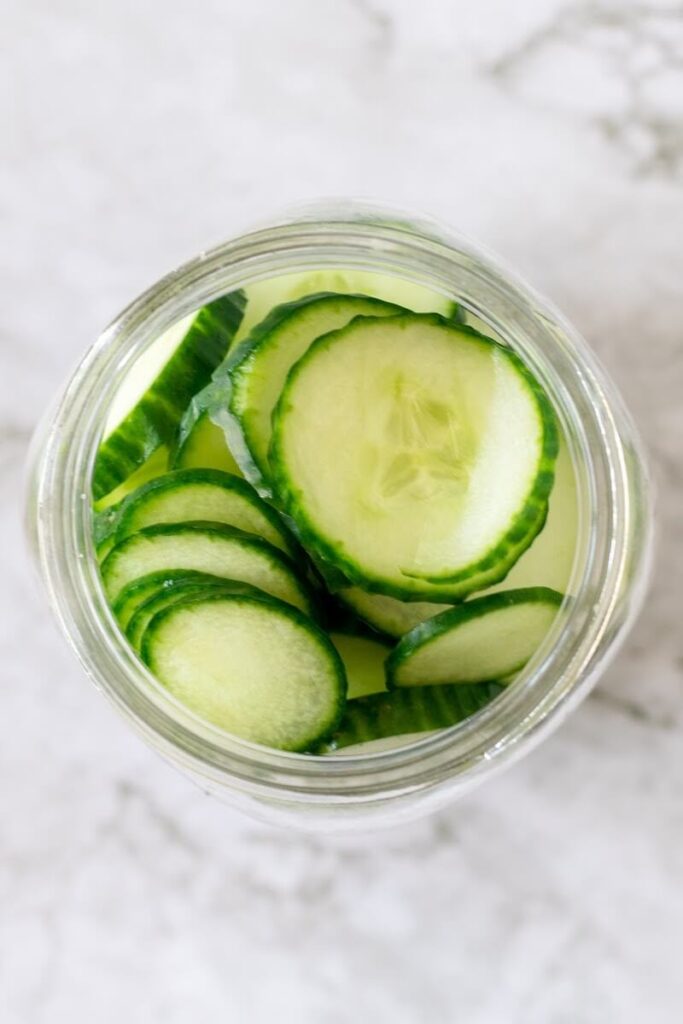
387, 587, 564, 688
315, 682, 502, 753
100, 522, 312, 613
93, 293, 245, 501
271, 314, 558, 600
227, 293, 404, 487
113, 468, 298, 560
142, 594, 346, 751
112, 569, 229, 630
230, 270, 458, 352
126, 577, 265, 651
329, 631, 390, 698
172, 403, 240, 475
338, 588, 452, 639
476, 437, 579, 597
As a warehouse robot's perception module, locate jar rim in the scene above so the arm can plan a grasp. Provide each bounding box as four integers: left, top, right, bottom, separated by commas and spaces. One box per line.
34, 202, 651, 806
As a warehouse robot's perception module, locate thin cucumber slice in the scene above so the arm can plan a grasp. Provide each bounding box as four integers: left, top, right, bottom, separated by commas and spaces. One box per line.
387, 587, 564, 688
315, 682, 502, 753
93, 292, 245, 501
329, 631, 391, 698
229, 270, 459, 352
338, 588, 453, 639
113, 468, 298, 560
271, 313, 558, 600
142, 594, 346, 751
227, 293, 404, 487
126, 578, 265, 651
100, 522, 312, 613
112, 569, 230, 630
172, 404, 240, 474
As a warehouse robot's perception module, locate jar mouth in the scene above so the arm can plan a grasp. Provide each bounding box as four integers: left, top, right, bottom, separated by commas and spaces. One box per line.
34, 204, 651, 803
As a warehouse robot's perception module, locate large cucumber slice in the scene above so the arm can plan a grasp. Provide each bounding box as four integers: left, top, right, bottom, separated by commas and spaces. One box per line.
230, 270, 458, 352
126, 577, 265, 651
329, 631, 390, 698
316, 682, 502, 753
271, 314, 558, 600
227, 293, 403, 487
100, 522, 312, 613
112, 569, 229, 629
387, 587, 563, 688
142, 594, 346, 751
113, 468, 298, 560
93, 293, 244, 501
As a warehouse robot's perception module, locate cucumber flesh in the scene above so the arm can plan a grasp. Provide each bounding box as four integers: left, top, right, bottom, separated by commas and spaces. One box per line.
338, 588, 451, 639
113, 468, 298, 560
142, 594, 346, 751
227, 293, 403, 487
230, 270, 458, 351
94, 447, 170, 513
101, 522, 312, 613
476, 438, 578, 597
113, 569, 231, 630
315, 682, 502, 753
172, 406, 240, 475
387, 587, 564, 688
271, 313, 558, 600
94, 293, 244, 501
329, 631, 390, 698
126, 578, 265, 651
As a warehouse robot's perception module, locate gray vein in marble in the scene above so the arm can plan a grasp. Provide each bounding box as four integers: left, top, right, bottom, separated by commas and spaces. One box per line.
488, 2, 683, 178
346, 0, 394, 54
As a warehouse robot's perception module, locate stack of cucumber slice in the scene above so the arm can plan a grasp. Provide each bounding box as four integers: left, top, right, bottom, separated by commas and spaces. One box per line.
94, 272, 571, 754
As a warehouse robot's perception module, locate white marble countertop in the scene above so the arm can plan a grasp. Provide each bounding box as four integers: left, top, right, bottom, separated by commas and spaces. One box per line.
3, 1, 683, 1021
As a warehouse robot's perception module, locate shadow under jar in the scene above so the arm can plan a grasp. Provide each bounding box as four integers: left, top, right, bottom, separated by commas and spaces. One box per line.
25, 201, 652, 831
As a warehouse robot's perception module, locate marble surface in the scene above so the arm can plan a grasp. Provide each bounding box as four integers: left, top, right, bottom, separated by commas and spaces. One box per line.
2, 1, 683, 1020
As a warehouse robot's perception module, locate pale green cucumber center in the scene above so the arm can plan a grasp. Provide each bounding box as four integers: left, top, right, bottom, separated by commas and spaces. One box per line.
341, 588, 449, 638
176, 415, 240, 475
329, 633, 388, 698
147, 601, 339, 749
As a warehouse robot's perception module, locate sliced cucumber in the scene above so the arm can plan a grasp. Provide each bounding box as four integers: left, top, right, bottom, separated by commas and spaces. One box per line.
113, 468, 298, 560
476, 438, 578, 597
101, 522, 312, 613
387, 587, 564, 688
227, 293, 404, 487
315, 682, 502, 753
112, 569, 228, 630
172, 399, 240, 475
338, 588, 452, 639
329, 631, 390, 698
126, 577, 265, 651
271, 314, 558, 600
93, 293, 245, 501
229, 270, 458, 352
142, 594, 345, 751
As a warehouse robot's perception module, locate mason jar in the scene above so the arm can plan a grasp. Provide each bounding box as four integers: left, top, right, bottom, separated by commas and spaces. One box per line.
25, 201, 653, 831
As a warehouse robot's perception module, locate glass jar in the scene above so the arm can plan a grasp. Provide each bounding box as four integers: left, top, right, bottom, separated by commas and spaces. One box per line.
25, 201, 652, 831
